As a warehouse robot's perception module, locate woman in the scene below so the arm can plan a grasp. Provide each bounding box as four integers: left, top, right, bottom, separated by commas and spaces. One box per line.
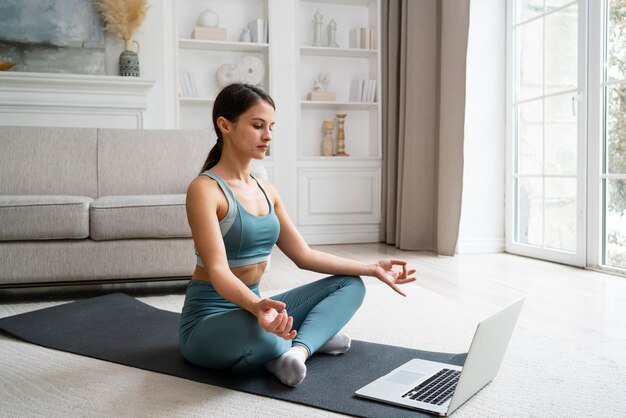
179, 83, 416, 387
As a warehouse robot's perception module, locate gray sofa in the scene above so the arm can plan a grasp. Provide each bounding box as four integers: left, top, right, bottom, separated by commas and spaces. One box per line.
0, 126, 210, 287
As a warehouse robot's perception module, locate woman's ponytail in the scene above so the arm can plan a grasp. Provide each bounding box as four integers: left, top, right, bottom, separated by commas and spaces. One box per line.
200, 137, 223, 172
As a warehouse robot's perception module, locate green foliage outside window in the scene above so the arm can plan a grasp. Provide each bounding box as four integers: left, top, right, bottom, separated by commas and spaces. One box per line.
606, 1, 626, 267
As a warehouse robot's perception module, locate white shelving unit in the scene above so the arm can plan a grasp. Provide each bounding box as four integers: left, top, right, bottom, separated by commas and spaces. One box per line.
174, 0, 270, 131
295, 0, 382, 244
297, 0, 381, 160
173, 0, 382, 244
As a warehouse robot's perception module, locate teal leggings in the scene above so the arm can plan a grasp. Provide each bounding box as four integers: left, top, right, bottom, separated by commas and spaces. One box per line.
179, 275, 366, 369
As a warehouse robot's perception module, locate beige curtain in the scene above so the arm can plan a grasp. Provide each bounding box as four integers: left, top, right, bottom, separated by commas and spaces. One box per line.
381, 0, 470, 255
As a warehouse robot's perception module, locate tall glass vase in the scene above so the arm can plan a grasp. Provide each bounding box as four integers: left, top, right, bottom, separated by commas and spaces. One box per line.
119, 39, 140, 77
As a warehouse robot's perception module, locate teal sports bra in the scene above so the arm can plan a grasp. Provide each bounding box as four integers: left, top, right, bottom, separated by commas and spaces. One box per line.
195, 170, 280, 268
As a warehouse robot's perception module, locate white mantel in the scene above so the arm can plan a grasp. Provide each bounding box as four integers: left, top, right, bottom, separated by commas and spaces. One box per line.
0, 72, 154, 129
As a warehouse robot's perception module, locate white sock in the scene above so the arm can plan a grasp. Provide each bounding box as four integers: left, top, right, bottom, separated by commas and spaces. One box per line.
317, 332, 351, 355
265, 347, 307, 387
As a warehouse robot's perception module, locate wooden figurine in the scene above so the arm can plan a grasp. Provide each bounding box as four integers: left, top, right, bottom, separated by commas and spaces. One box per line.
321, 120, 334, 156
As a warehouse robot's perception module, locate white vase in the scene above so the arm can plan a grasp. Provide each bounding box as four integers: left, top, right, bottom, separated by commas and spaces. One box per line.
240, 28, 252, 42
196, 8, 219, 28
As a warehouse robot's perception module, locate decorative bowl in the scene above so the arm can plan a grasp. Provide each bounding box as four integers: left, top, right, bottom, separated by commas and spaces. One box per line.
0, 60, 16, 71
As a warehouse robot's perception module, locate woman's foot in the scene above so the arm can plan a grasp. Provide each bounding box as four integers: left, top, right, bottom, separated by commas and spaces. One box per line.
265, 346, 308, 387
317, 331, 351, 355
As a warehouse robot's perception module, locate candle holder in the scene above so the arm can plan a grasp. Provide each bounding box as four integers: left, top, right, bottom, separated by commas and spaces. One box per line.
334, 114, 349, 156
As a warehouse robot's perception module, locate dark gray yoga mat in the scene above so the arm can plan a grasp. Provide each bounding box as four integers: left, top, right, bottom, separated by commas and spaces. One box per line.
0, 293, 466, 417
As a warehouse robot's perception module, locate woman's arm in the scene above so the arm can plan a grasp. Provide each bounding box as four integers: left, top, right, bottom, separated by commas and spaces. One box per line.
186, 177, 296, 339
266, 183, 416, 296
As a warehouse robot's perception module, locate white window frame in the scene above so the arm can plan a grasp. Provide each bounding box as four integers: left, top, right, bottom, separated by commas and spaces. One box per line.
505, 0, 588, 267
586, 0, 602, 270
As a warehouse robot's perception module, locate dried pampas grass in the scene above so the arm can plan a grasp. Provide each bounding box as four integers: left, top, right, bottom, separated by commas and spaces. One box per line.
95, 0, 148, 40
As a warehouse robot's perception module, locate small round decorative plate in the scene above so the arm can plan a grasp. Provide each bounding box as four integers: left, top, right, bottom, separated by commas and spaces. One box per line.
236, 56, 265, 85
216, 63, 238, 87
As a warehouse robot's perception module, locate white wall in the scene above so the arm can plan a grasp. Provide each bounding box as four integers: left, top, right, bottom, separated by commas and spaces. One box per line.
457, 0, 506, 254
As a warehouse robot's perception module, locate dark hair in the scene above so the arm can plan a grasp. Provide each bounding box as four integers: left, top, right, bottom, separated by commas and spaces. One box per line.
200, 83, 275, 172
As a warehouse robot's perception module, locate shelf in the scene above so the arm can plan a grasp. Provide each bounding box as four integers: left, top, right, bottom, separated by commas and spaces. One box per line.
0, 71, 155, 92
300, 0, 377, 6
297, 157, 382, 166
301, 100, 378, 110
300, 46, 377, 58
0, 71, 154, 111
179, 39, 269, 53
179, 97, 215, 106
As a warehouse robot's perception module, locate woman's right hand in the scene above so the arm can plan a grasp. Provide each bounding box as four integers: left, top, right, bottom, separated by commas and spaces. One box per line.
255, 298, 297, 340
372, 259, 417, 297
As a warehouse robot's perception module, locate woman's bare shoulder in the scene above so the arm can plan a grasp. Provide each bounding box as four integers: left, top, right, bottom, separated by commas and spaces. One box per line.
187, 174, 222, 201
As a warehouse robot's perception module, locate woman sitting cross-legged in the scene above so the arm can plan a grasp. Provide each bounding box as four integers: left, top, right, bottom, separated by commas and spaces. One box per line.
179, 83, 416, 387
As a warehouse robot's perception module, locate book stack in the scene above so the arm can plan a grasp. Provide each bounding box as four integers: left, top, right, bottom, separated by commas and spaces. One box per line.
192, 26, 227, 41
248, 18, 268, 43
178, 72, 199, 97
349, 79, 377, 103
349, 27, 376, 49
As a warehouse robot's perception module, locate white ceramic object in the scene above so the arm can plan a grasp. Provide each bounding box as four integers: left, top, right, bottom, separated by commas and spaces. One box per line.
240, 28, 252, 43
236, 56, 264, 85
196, 8, 219, 27
216, 63, 238, 87
216, 56, 265, 87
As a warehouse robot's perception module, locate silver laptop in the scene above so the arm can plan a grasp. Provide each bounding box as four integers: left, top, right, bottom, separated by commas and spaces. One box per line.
355, 298, 524, 416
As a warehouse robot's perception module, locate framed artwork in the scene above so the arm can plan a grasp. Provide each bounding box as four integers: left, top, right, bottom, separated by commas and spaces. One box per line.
0, 0, 105, 74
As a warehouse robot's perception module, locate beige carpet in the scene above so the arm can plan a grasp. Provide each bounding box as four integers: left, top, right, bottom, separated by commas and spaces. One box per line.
1, 283, 624, 417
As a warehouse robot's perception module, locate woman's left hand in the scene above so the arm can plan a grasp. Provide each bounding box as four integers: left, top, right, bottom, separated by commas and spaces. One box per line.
372, 259, 416, 297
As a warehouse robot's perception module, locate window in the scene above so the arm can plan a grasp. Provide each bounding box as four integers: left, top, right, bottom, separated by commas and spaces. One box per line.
508, 0, 626, 273
507, 0, 585, 266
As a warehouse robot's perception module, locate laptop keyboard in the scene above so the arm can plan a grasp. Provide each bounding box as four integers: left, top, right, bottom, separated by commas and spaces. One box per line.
401, 368, 461, 406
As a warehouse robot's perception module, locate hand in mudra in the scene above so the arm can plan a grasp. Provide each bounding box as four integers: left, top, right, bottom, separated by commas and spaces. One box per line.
255, 298, 297, 340
373, 259, 417, 297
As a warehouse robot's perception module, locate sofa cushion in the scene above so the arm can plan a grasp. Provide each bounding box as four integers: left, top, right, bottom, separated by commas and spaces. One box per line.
97, 128, 210, 196
90, 195, 191, 241
0, 126, 98, 196
0, 195, 93, 241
